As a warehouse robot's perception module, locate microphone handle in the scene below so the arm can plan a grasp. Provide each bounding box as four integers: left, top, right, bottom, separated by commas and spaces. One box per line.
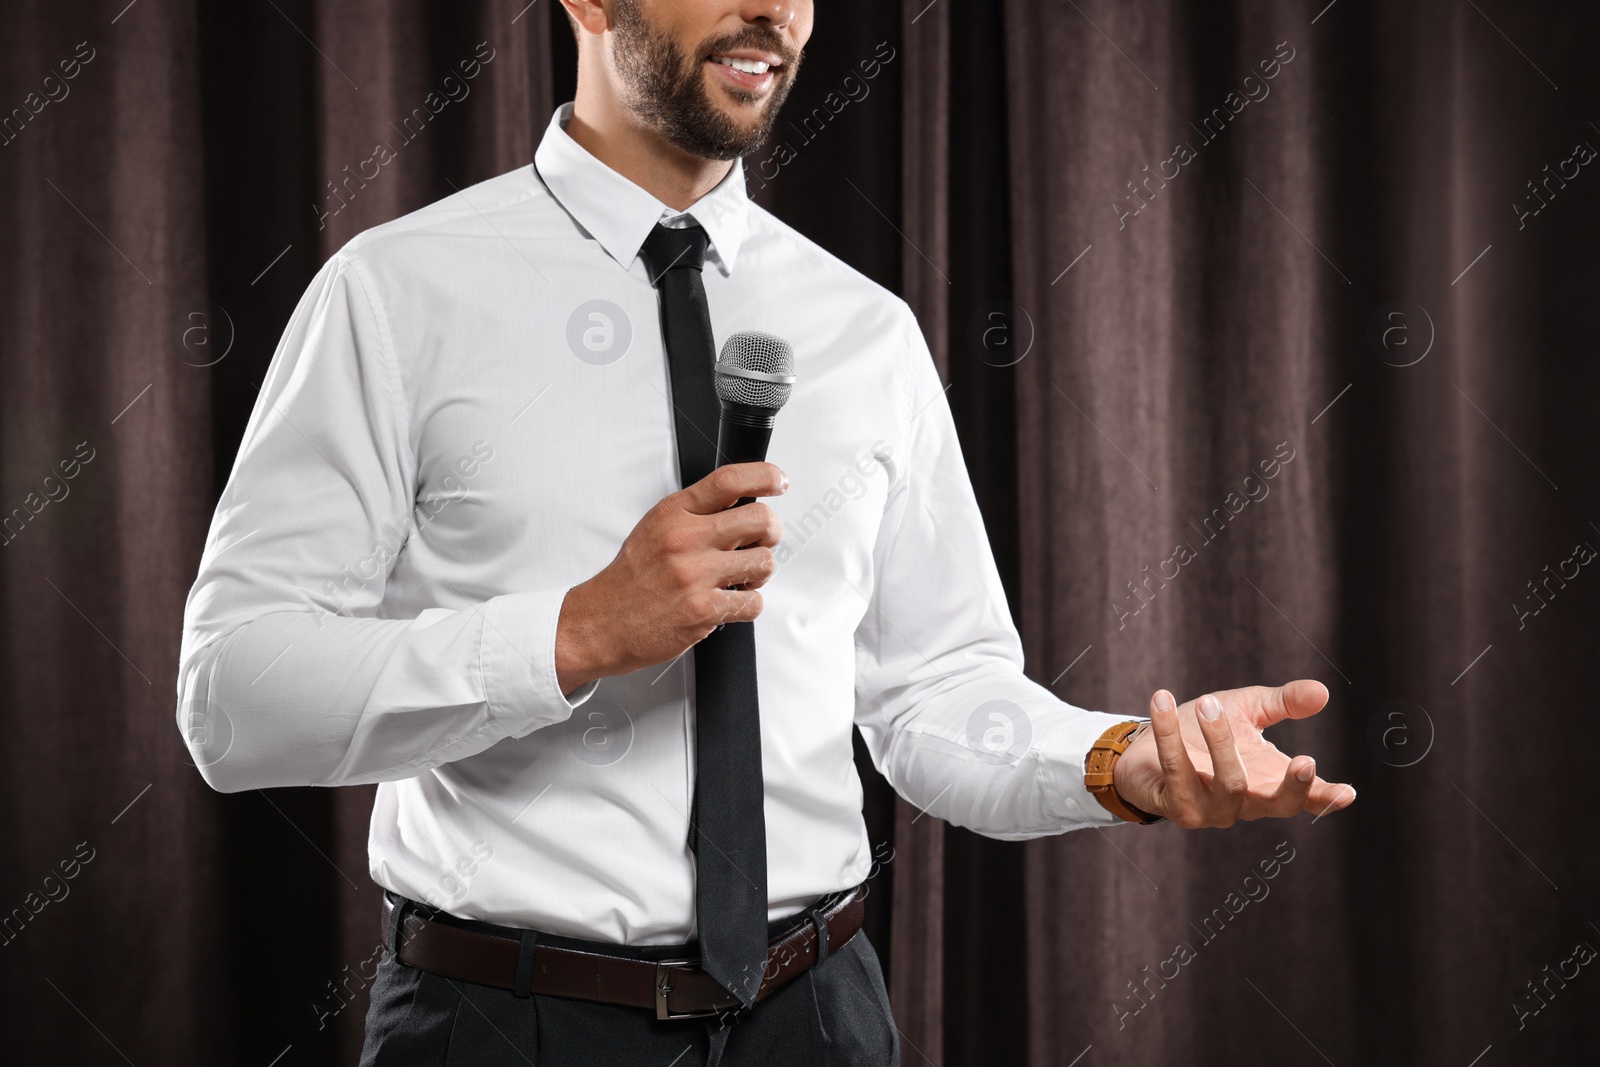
716, 400, 777, 508
713, 400, 780, 621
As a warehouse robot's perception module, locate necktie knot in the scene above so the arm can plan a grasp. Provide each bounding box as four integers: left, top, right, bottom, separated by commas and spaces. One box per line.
639, 222, 710, 286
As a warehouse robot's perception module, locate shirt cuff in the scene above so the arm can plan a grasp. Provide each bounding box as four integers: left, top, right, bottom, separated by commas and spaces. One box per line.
1035, 710, 1152, 830
479, 588, 598, 738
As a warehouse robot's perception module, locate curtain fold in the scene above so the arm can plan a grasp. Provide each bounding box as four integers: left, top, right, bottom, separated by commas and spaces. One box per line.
1000, 1, 1599, 1064
0, 0, 221, 1060
887, 2, 950, 1062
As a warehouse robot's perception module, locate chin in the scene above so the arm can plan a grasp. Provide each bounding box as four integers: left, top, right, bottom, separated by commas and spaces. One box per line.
704, 80, 767, 114
709, 101, 771, 139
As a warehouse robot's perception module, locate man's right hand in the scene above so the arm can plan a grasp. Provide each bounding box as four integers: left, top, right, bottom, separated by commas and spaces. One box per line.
553, 462, 787, 694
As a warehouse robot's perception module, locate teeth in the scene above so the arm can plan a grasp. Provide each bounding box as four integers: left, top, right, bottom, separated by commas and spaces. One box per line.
712, 55, 771, 75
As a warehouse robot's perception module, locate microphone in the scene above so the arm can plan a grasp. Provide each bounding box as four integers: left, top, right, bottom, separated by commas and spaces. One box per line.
714, 331, 796, 506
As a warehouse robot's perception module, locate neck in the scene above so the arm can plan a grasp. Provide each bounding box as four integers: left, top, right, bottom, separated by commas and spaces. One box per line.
567, 77, 734, 212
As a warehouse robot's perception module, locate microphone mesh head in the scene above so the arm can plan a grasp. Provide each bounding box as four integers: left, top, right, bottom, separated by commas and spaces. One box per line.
715, 331, 796, 409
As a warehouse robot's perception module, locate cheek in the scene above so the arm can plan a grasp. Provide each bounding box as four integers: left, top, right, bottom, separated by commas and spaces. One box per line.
664, 0, 725, 41
793, 4, 815, 48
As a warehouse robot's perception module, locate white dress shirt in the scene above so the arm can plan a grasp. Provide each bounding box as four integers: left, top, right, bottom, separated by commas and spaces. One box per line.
177, 102, 1136, 945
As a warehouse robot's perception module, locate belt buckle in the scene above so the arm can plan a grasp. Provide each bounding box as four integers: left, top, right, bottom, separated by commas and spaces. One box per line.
654, 957, 724, 1021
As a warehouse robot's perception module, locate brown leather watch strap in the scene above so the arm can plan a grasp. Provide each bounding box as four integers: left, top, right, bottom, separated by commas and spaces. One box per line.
381, 886, 864, 1020
1085, 720, 1163, 824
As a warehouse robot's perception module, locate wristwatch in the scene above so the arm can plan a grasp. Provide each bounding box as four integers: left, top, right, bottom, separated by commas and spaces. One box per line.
1084, 720, 1164, 824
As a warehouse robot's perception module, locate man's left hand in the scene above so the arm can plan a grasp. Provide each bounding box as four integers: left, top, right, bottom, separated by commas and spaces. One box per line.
1110, 680, 1356, 828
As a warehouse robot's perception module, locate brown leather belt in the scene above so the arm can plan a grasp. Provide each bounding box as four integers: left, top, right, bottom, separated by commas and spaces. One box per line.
381, 887, 865, 1020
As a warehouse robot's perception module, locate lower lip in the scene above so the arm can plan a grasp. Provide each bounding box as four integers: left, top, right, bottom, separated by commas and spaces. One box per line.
707, 59, 775, 92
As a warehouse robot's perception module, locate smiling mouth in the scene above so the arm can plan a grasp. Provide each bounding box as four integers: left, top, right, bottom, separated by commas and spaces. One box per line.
705, 51, 785, 94
709, 54, 777, 76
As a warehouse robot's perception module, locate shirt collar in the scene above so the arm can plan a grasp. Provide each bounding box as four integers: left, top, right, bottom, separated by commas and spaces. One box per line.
533, 102, 751, 276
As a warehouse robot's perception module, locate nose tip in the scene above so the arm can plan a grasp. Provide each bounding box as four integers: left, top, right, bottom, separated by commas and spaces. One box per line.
749, 1, 796, 30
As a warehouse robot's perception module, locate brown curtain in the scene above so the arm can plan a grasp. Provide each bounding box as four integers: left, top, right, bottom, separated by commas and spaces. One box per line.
4, 0, 1597, 1063
996, 1, 1599, 1064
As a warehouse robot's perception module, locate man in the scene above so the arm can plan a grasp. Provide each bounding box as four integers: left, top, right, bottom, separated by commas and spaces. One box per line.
176, 0, 1355, 1063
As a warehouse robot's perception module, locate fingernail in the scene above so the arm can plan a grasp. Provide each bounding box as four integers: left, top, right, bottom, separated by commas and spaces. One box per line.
779, 470, 790, 491
1296, 761, 1315, 783
1199, 696, 1221, 721
1153, 690, 1173, 712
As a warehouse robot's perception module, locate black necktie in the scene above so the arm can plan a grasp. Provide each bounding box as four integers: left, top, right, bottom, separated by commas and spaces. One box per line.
638, 222, 768, 1009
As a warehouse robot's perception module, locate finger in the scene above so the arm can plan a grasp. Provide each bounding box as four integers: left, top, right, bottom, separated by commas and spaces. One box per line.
706, 588, 764, 626
1305, 778, 1357, 817
677, 463, 788, 515
1255, 679, 1330, 728
706, 500, 783, 550
1254, 755, 1316, 820
1148, 689, 1204, 819
1196, 694, 1248, 821
714, 546, 777, 591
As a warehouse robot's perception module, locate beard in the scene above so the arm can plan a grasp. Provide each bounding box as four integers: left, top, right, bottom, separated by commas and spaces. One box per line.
610, 0, 801, 160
